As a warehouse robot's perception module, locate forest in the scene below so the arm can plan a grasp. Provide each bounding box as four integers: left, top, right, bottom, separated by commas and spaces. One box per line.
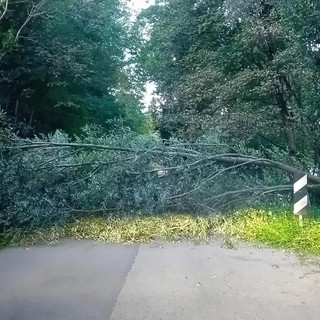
1, 0, 320, 236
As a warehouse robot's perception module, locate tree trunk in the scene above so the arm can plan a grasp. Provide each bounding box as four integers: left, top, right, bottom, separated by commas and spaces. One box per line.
274, 76, 297, 155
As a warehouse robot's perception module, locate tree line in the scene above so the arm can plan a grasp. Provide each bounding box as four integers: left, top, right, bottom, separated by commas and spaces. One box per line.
137, 0, 320, 172
0, 0, 149, 136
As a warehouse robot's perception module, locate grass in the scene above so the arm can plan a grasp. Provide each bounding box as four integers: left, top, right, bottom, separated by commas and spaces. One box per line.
2, 214, 221, 246
1, 208, 320, 254
220, 209, 320, 254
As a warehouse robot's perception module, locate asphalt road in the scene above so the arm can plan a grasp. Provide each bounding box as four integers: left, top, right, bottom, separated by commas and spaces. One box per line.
0, 239, 319, 320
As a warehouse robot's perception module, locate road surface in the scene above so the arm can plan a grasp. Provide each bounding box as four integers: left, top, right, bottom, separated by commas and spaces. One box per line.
0, 239, 319, 320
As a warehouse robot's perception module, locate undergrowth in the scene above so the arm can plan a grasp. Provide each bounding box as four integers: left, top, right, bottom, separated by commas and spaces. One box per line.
1, 208, 320, 254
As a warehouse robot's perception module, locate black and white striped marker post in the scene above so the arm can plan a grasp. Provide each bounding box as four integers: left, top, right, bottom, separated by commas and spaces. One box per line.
294, 172, 308, 225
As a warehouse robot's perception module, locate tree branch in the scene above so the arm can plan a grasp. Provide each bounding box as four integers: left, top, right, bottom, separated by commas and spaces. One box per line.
166, 158, 263, 201
213, 155, 320, 184
11, 141, 208, 158
56, 157, 134, 168
204, 184, 318, 203
15, 0, 47, 41
257, 133, 287, 152
0, 0, 8, 22
12, 141, 137, 152
11, 141, 320, 183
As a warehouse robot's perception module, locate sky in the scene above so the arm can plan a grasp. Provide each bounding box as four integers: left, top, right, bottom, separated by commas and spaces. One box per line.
128, 0, 155, 18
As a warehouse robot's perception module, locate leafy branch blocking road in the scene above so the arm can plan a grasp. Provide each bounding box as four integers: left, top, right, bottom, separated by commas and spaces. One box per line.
7, 129, 320, 215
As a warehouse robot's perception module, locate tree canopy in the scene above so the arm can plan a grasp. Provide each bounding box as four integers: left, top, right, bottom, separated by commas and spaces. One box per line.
0, 0, 149, 135
137, 0, 320, 170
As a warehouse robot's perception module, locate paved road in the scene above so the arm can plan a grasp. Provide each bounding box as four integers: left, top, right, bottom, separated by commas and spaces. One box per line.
0, 239, 319, 320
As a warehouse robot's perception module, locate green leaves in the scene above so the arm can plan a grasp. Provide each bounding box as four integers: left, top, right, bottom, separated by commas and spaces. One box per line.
0, 0, 148, 136
136, 0, 320, 171
1, 28, 14, 50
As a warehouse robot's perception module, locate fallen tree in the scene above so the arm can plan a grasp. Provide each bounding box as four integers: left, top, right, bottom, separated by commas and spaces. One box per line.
1, 128, 319, 231
12, 140, 320, 184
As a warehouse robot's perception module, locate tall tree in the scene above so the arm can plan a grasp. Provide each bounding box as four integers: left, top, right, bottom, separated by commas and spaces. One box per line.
0, 0, 149, 135
137, 0, 320, 169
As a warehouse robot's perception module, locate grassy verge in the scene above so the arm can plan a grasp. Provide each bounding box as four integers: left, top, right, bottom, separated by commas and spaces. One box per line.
1, 209, 320, 254
2, 214, 221, 246
220, 209, 320, 254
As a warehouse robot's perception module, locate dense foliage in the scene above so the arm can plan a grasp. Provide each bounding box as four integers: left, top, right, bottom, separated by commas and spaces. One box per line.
137, 0, 320, 171
0, 0, 149, 135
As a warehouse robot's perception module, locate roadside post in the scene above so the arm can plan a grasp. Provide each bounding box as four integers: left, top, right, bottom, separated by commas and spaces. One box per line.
293, 172, 308, 226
